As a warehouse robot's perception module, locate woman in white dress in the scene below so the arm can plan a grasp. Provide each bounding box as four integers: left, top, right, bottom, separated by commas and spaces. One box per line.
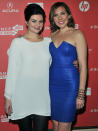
4, 4, 51, 131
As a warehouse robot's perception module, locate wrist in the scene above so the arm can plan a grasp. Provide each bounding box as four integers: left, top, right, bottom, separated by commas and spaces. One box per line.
77, 89, 85, 100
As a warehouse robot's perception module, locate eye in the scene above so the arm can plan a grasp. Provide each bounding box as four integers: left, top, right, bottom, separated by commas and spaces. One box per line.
39, 20, 43, 23
53, 14, 58, 17
32, 20, 37, 23
61, 12, 66, 15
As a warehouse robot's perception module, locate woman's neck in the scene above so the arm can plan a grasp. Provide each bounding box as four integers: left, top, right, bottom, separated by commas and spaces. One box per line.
59, 26, 74, 35
24, 31, 43, 42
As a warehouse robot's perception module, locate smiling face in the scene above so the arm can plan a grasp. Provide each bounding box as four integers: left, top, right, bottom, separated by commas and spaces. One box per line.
26, 14, 44, 34
53, 6, 69, 29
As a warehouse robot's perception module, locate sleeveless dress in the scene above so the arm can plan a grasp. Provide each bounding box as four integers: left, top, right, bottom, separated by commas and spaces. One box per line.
49, 41, 80, 122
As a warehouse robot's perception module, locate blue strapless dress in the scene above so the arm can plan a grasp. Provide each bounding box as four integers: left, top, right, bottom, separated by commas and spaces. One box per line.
49, 41, 80, 122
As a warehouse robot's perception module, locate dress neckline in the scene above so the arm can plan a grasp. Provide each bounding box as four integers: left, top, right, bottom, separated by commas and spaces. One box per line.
51, 41, 76, 49
22, 36, 45, 44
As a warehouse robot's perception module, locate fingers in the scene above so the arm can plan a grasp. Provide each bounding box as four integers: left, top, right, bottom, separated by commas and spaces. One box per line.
4, 98, 13, 116
77, 103, 84, 109
76, 98, 85, 109
5, 104, 13, 116
73, 60, 79, 68
8, 106, 13, 115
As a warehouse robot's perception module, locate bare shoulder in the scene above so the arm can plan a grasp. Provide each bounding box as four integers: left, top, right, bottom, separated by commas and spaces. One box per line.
73, 29, 87, 46
74, 29, 85, 39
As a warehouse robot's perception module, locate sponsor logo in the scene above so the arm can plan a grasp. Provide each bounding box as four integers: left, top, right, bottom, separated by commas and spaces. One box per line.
90, 25, 98, 29
2, 2, 19, 13
7, 2, 13, 9
75, 24, 79, 29
89, 68, 98, 71
0, 24, 23, 36
0, 72, 7, 79
79, 1, 90, 12
0, 115, 9, 122
88, 48, 93, 53
28, 2, 43, 8
86, 87, 91, 96
90, 109, 98, 113
45, 26, 50, 30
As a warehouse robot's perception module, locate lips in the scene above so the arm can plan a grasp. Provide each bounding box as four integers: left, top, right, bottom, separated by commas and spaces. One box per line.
58, 21, 64, 24
33, 26, 41, 30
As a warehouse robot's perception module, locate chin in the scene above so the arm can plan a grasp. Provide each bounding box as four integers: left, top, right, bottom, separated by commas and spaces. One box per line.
34, 30, 41, 34
57, 25, 65, 29
56, 23, 66, 28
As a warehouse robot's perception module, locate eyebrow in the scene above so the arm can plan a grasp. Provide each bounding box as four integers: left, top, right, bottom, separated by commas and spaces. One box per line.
31, 19, 43, 21
31, 19, 37, 20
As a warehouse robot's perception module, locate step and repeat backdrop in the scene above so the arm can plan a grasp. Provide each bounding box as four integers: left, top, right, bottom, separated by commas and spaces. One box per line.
0, 0, 98, 130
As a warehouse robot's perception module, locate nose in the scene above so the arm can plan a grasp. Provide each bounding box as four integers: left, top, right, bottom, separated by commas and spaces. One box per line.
36, 22, 40, 26
58, 14, 62, 20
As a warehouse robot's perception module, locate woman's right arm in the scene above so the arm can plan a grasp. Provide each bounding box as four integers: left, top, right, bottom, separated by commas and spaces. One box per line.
4, 39, 20, 115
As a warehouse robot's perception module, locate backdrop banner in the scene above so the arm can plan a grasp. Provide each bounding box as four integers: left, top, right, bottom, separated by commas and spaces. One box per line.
0, 0, 98, 130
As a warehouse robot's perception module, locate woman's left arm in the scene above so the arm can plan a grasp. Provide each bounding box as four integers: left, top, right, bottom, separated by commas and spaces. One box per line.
75, 30, 87, 109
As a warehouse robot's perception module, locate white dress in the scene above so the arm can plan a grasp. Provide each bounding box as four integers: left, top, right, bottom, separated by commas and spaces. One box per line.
4, 37, 51, 120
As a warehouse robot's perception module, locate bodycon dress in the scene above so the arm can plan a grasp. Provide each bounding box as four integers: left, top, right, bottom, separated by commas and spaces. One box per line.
49, 41, 80, 122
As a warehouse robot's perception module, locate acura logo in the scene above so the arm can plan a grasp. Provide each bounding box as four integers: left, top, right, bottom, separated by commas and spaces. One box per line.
7, 2, 13, 9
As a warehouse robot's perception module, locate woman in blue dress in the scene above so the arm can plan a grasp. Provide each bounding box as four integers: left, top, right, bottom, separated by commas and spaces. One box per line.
49, 2, 87, 131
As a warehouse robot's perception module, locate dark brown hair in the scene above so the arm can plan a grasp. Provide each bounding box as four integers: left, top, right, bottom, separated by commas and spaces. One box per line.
49, 2, 75, 32
24, 4, 46, 34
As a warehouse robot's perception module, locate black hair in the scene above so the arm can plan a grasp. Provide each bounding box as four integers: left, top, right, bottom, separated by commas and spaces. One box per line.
24, 4, 46, 23
24, 4, 46, 34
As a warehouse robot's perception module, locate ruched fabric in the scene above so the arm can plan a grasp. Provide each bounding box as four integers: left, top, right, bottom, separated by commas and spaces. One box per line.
49, 41, 79, 122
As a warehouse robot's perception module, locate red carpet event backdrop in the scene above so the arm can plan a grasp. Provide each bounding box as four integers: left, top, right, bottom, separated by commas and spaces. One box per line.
0, 0, 98, 130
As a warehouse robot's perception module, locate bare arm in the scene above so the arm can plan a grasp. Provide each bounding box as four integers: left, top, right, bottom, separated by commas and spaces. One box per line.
75, 30, 87, 109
